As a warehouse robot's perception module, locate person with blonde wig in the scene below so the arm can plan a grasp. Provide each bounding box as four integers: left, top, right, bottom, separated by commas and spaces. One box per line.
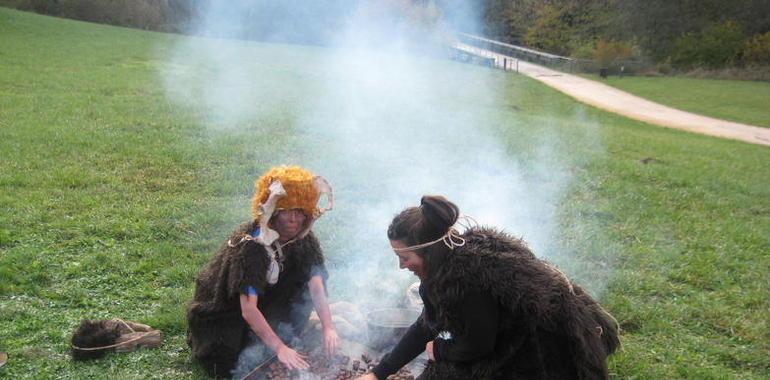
187, 166, 337, 378
358, 195, 619, 380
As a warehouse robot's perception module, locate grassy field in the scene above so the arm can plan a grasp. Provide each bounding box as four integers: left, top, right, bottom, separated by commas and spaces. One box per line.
583, 74, 770, 128
1, 8, 769, 379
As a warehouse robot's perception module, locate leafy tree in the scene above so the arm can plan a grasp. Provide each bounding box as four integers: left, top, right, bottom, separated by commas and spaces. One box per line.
482, 0, 539, 44
524, 4, 572, 55
742, 31, 770, 65
671, 21, 745, 68
5, 0, 769, 69
611, 0, 769, 63
594, 39, 633, 66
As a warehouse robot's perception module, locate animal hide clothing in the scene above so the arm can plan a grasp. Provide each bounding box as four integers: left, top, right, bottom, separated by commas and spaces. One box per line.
70, 319, 162, 360
375, 227, 619, 380
186, 221, 327, 378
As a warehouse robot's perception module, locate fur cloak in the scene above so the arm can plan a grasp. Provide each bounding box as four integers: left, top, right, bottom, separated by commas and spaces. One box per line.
71, 319, 162, 360
419, 227, 619, 380
186, 220, 326, 378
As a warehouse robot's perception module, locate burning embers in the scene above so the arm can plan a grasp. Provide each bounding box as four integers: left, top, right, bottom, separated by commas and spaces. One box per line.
261, 352, 414, 380
246, 302, 422, 380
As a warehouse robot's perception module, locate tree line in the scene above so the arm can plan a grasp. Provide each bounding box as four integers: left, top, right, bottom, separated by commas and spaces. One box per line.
480, 0, 770, 70
2, 0, 768, 71
0, 0, 198, 33
0, 0, 444, 47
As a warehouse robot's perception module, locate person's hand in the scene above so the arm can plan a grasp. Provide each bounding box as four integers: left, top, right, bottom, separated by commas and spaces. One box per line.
426, 340, 435, 361
354, 374, 377, 380
276, 344, 309, 370
323, 326, 339, 356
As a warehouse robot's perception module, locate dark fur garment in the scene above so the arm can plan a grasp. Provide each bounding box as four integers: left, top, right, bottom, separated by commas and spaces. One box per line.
71, 320, 121, 360
186, 220, 327, 377
419, 227, 620, 380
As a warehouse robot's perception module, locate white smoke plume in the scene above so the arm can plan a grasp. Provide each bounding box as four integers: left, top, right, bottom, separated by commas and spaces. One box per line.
160, 0, 602, 319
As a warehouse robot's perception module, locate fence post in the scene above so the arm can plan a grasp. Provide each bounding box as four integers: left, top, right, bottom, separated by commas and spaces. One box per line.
503, 58, 507, 71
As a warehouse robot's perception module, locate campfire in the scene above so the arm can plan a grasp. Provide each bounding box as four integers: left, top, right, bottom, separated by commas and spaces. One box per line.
243, 341, 416, 380
243, 305, 422, 380
235, 298, 425, 380
258, 351, 414, 380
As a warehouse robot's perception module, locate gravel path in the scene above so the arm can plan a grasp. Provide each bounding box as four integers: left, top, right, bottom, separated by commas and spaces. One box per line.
455, 43, 770, 147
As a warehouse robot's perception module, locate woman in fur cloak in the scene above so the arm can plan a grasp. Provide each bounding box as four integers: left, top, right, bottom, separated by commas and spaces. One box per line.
359, 195, 620, 380
187, 166, 338, 378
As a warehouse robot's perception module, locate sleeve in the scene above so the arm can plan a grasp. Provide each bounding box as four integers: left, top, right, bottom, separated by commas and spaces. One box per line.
310, 262, 329, 282
303, 232, 329, 283
372, 314, 435, 380
227, 240, 269, 298
432, 289, 498, 362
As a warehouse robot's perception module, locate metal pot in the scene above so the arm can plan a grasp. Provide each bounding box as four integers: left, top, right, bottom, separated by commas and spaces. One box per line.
365, 308, 422, 351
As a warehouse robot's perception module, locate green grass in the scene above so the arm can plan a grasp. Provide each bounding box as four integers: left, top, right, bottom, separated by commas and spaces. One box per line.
583, 74, 770, 128
1, 8, 769, 379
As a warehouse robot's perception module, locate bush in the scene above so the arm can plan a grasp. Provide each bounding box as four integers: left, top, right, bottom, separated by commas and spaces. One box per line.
670, 21, 745, 69
570, 41, 596, 60
593, 39, 633, 67
2, 0, 187, 32
655, 61, 673, 75
524, 4, 572, 56
743, 31, 770, 66
9, 0, 59, 14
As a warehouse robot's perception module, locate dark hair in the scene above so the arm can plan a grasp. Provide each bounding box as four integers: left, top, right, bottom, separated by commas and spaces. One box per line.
388, 195, 460, 278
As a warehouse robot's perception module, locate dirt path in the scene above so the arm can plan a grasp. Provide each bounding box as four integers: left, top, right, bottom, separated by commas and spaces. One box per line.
456, 43, 770, 147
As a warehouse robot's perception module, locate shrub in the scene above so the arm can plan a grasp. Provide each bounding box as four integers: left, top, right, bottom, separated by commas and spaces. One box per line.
655, 61, 673, 75
670, 21, 745, 69
3, 0, 185, 32
593, 40, 633, 67
524, 4, 572, 56
570, 40, 596, 60
742, 31, 770, 66
11, 0, 59, 14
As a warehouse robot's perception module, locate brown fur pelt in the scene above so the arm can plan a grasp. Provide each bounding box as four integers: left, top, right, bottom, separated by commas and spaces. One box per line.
70, 320, 121, 360
71, 319, 162, 361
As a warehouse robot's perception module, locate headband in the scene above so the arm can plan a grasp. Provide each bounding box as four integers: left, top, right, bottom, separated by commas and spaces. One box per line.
392, 215, 478, 252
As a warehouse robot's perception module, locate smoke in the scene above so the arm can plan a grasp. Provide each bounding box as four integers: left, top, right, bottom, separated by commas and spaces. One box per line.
161, 0, 603, 320
299, 46, 572, 302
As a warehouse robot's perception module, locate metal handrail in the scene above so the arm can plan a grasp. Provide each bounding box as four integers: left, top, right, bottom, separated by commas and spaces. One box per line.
456, 33, 573, 63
